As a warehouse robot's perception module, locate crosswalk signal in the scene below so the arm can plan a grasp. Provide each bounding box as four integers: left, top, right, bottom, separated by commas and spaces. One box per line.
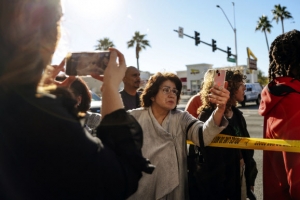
227, 47, 232, 57
194, 31, 200, 46
212, 39, 217, 52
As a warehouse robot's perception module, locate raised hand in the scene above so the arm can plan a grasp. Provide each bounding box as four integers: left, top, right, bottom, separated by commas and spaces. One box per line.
209, 81, 230, 111
209, 81, 230, 126
40, 59, 76, 87
99, 48, 127, 117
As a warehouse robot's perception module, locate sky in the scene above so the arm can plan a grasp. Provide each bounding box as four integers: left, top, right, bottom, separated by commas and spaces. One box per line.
52, 0, 300, 77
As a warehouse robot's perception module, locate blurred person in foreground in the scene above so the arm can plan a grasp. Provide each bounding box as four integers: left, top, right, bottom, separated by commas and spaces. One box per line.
193, 69, 257, 200
120, 66, 141, 110
259, 29, 300, 200
127, 72, 230, 199
0, 0, 153, 199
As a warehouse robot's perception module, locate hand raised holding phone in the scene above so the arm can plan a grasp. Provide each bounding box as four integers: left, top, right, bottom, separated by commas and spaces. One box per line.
92, 48, 127, 117
208, 69, 230, 125
209, 69, 230, 110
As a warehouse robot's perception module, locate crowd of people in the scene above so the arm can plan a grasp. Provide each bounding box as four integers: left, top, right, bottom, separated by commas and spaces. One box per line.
1, 0, 300, 200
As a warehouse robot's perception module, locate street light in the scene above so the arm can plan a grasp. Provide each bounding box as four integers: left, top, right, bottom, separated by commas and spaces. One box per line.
216, 3, 238, 66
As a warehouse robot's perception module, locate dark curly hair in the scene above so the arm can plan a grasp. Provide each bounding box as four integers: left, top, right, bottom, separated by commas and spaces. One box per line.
140, 72, 182, 110
225, 70, 246, 108
269, 29, 300, 81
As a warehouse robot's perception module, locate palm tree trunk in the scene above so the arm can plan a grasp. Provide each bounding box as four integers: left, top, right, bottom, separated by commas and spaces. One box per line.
281, 19, 284, 34
135, 45, 140, 70
264, 30, 269, 52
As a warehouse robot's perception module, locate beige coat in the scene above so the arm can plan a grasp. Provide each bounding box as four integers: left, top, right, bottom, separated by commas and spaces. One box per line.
127, 107, 227, 200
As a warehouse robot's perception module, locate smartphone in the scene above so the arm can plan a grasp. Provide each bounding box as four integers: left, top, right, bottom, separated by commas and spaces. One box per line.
214, 69, 226, 87
65, 51, 110, 76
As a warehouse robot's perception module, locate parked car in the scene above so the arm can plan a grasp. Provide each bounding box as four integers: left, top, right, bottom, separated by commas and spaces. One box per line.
89, 91, 101, 113
240, 83, 262, 107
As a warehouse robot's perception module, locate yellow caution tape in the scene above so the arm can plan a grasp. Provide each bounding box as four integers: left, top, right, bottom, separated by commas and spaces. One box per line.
187, 134, 300, 153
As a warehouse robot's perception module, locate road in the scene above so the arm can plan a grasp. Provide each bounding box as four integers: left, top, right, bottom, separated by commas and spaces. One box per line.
239, 103, 263, 200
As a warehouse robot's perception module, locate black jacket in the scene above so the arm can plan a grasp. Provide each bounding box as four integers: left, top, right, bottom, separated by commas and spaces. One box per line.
189, 106, 257, 200
0, 87, 152, 200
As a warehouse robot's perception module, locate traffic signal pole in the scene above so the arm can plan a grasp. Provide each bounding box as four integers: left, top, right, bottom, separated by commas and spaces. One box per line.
173, 29, 236, 59
174, 29, 195, 40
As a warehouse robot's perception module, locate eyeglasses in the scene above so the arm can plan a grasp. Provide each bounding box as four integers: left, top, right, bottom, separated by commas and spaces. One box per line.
161, 87, 179, 95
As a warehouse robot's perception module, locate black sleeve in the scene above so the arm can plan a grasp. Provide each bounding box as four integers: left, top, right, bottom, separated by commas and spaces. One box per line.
97, 109, 155, 198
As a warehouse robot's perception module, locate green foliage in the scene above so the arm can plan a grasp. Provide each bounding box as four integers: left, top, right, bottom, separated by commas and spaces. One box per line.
271, 4, 293, 34
95, 37, 115, 51
255, 15, 273, 51
127, 31, 151, 70
257, 69, 269, 87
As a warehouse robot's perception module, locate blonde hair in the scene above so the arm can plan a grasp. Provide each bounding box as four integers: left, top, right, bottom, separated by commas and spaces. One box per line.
199, 69, 245, 114
0, 0, 62, 89
198, 69, 216, 113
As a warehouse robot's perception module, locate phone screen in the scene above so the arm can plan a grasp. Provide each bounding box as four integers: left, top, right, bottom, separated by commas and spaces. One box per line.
65, 51, 110, 76
214, 70, 226, 87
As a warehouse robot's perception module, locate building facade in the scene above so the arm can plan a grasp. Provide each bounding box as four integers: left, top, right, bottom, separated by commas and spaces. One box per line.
176, 64, 258, 95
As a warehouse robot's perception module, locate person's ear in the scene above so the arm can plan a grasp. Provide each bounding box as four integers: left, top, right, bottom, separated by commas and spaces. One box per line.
151, 97, 154, 101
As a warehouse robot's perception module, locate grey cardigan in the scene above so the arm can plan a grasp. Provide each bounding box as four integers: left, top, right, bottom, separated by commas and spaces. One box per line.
127, 107, 228, 200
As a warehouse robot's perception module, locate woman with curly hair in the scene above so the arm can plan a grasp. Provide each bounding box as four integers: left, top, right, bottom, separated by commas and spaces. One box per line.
193, 69, 258, 200
127, 72, 230, 199
259, 29, 300, 199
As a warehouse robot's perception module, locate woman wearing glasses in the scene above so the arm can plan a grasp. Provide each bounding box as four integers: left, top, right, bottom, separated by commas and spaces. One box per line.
127, 72, 230, 200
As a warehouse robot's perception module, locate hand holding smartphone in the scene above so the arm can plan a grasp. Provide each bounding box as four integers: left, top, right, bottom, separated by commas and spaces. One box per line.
214, 70, 226, 88
65, 51, 110, 76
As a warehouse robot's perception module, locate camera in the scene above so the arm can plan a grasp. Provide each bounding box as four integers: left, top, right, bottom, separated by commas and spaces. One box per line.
65, 51, 110, 76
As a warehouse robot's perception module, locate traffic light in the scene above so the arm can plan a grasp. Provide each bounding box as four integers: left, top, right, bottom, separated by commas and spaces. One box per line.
194, 31, 200, 46
212, 39, 217, 52
227, 47, 232, 57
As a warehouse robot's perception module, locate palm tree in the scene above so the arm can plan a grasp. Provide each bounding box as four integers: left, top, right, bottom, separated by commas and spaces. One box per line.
127, 31, 151, 70
255, 15, 273, 51
271, 4, 293, 34
95, 37, 115, 51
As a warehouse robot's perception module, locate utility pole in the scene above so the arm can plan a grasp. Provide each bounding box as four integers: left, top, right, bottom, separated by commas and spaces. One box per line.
217, 3, 238, 66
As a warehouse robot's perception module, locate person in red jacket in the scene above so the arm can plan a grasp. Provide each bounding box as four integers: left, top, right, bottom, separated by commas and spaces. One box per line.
259, 29, 300, 200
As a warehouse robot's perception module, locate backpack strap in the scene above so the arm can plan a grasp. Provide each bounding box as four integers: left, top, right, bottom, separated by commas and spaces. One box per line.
186, 120, 197, 135
198, 127, 206, 162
